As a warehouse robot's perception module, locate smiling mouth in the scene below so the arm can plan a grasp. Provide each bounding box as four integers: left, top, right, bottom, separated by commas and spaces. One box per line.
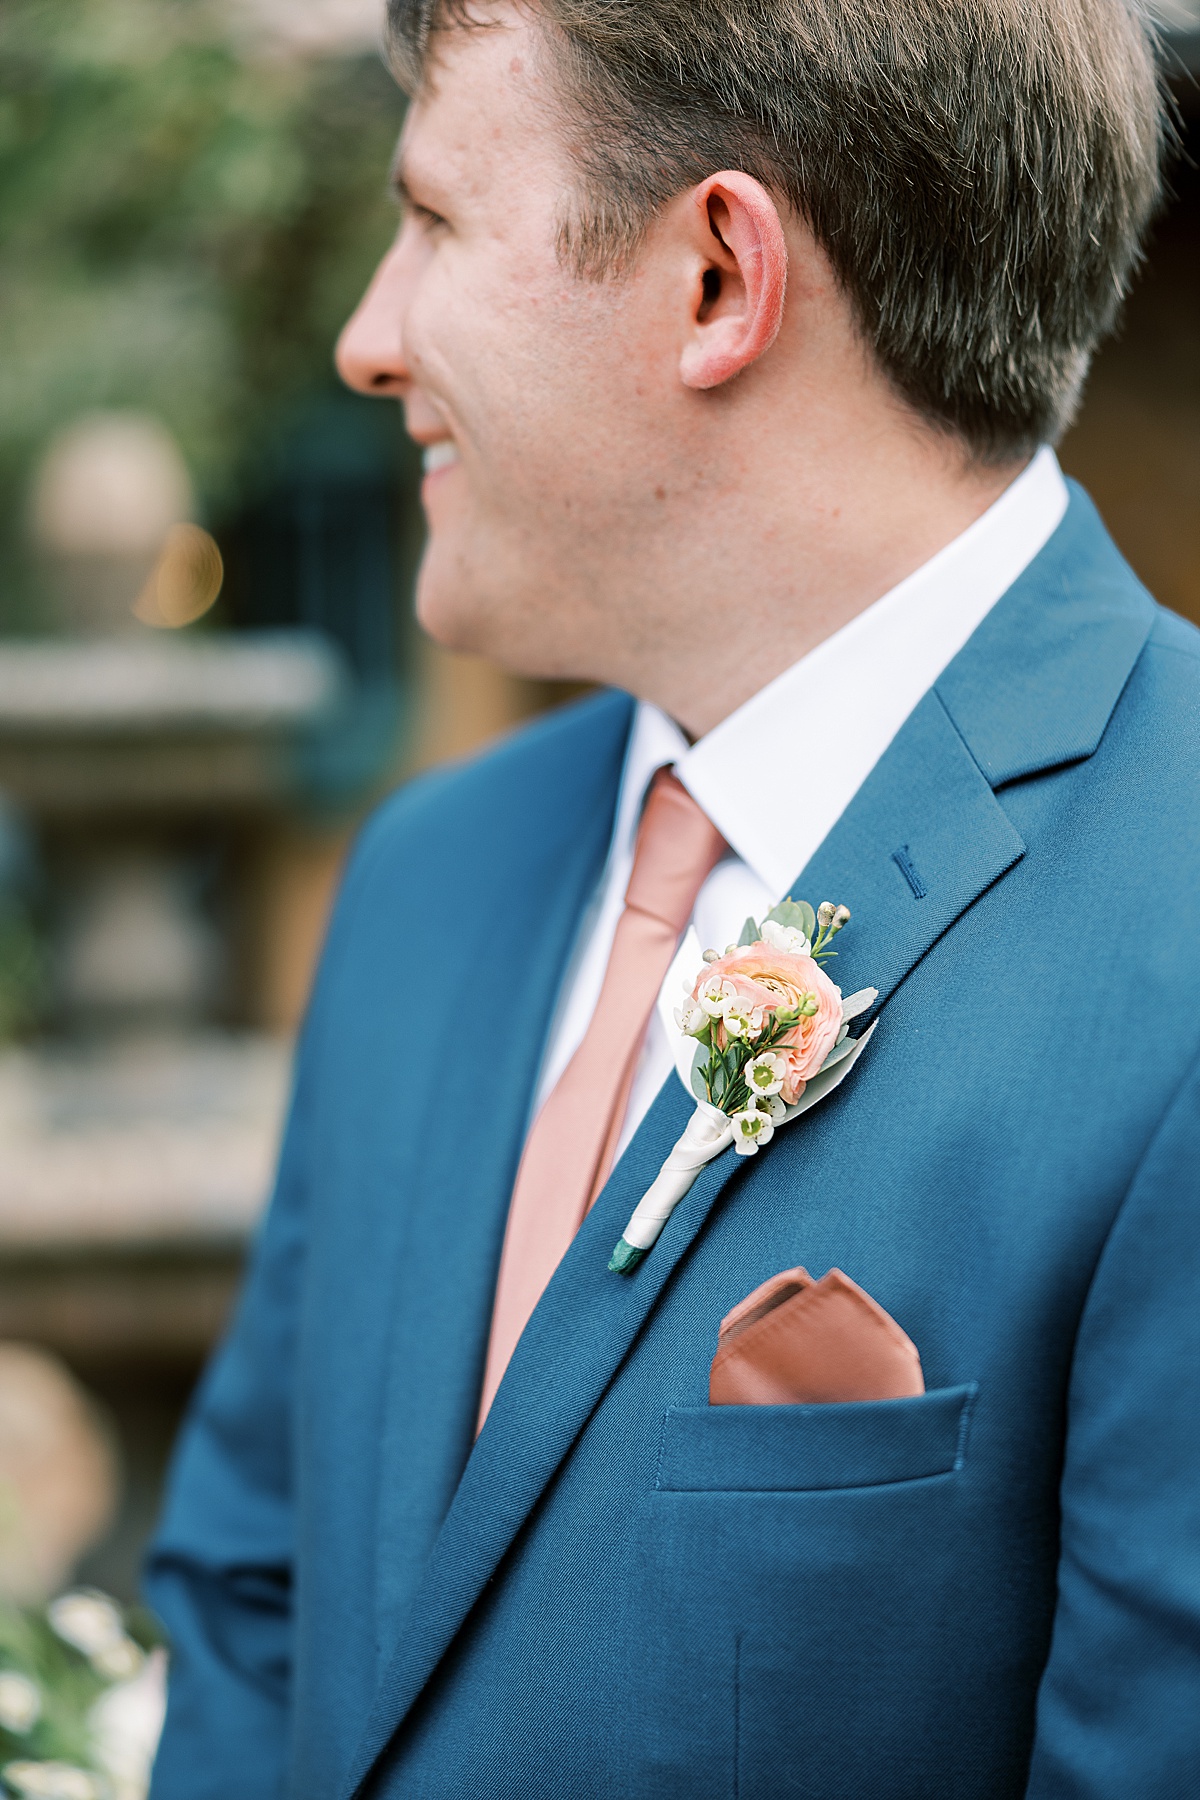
422, 441, 460, 475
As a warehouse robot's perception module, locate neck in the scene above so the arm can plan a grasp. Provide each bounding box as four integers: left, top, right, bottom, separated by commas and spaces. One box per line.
638, 417, 1025, 740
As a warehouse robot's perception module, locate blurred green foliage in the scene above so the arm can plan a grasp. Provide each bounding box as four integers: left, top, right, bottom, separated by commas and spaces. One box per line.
0, 1604, 104, 1772
0, 907, 50, 1041
0, 0, 406, 624
0, 1589, 161, 1783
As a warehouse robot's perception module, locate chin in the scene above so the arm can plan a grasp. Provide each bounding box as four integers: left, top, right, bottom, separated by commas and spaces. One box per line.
414, 545, 536, 674
414, 579, 473, 655
414, 540, 491, 655
414, 531, 602, 684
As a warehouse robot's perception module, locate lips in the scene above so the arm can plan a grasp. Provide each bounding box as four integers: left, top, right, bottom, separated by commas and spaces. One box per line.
422, 440, 459, 474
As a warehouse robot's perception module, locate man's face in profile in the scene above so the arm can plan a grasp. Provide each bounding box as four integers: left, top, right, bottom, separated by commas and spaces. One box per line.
338, 8, 694, 684
338, 5, 1012, 737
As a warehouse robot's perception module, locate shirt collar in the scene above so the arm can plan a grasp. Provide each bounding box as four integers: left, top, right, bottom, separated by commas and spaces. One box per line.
624, 446, 1068, 899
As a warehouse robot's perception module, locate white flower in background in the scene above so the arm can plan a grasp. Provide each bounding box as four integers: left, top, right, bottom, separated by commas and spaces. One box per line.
89, 1646, 168, 1800
760, 918, 811, 956
744, 1052, 787, 1099
47, 1592, 122, 1658
0, 1673, 41, 1735
673, 998, 709, 1037
731, 1105, 776, 1155
47, 1592, 143, 1681
90, 1639, 143, 1683
1, 1763, 102, 1800
697, 975, 735, 1018
722, 999, 764, 1041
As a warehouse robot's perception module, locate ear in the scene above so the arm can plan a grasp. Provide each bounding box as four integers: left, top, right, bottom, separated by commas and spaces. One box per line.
679, 172, 788, 391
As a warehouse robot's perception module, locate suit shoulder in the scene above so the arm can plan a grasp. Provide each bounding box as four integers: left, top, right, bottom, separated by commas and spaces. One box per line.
1098, 603, 1200, 884
1145, 604, 1200, 665
343, 686, 632, 895
1123, 604, 1200, 739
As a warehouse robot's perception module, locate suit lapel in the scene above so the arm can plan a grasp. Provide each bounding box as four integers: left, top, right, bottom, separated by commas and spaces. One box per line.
369, 692, 634, 1666
343, 486, 1155, 1797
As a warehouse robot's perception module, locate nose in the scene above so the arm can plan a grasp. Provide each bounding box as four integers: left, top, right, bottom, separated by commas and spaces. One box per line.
336, 236, 411, 398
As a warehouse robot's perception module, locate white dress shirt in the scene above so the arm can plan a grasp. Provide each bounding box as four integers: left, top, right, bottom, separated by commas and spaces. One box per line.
533, 446, 1069, 1160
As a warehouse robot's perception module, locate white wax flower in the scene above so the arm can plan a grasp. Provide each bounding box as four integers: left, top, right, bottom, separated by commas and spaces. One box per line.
698, 976, 734, 1017
722, 1000, 763, 1040
759, 918, 811, 956
731, 1106, 776, 1154
745, 1052, 787, 1097
673, 999, 709, 1037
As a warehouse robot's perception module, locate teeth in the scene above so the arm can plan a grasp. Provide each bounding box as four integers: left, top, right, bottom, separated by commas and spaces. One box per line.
422, 441, 459, 475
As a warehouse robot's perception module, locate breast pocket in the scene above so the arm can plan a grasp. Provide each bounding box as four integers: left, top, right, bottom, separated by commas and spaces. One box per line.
644, 1384, 988, 1797
655, 1382, 978, 1492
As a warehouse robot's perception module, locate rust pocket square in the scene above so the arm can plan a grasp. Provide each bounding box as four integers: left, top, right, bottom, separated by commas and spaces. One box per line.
709, 1266, 925, 1405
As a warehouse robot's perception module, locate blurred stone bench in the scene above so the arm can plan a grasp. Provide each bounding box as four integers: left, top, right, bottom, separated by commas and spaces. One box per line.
0, 1032, 289, 1362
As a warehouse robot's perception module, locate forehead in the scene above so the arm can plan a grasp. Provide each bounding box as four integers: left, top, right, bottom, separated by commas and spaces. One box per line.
397, 8, 568, 203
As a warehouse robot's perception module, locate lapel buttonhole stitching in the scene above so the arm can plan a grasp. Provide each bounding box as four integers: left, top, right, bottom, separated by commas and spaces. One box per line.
891, 845, 928, 899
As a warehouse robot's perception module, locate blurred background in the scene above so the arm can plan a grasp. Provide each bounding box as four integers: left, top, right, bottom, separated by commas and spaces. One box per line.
0, 1, 1196, 1792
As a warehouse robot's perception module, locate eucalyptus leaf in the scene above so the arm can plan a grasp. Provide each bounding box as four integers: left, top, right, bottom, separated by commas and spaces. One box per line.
737, 915, 760, 947
689, 1044, 711, 1105
817, 1034, 859, 1074
766, 898, 816, 941
780, 1019, 878, 1121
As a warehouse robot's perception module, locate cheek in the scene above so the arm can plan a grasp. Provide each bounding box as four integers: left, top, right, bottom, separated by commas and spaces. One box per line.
408, 251, 674, 662
455, 272, 648, 496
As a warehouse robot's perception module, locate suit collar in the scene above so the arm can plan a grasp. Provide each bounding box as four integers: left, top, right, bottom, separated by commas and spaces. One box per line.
342, 487, 1154, 1798
808, 483, 1152, 1015
675, 445, 1069, 897
936, 480, 1154, 786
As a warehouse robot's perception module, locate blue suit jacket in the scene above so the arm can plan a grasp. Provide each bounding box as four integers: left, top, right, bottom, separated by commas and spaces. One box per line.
146, 489, 1200, 1799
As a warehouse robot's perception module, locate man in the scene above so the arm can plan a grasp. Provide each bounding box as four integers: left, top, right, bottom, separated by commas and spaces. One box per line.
146, 2, 1200, 1795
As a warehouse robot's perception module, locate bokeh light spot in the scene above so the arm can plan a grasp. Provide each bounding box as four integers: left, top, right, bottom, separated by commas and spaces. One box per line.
132, 524, 224, 629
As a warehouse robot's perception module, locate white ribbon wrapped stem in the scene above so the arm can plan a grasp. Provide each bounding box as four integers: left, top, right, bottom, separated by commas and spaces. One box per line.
609, 1018, 879, 1274
609, 1103, 732, 1269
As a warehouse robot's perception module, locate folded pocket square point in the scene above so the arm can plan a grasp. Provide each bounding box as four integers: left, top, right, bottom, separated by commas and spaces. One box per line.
709, 1266, 924, 1406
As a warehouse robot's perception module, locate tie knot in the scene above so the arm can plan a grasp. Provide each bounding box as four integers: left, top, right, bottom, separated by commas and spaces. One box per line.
623, 768, 727, 935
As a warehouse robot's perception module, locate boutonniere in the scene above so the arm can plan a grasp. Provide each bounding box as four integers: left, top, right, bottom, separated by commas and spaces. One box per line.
609, 899, 878, 1272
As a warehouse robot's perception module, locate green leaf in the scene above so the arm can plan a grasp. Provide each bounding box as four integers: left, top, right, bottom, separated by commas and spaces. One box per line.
737, 915, 760, 947
766, 898, 816, 941
817, 1034, 859, 1074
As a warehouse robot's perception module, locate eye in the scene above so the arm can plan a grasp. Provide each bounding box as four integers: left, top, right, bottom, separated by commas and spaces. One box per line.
409, 201, 449, 236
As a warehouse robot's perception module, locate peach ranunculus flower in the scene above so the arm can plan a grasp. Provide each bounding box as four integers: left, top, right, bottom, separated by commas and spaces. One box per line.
691, 941, 843, 1104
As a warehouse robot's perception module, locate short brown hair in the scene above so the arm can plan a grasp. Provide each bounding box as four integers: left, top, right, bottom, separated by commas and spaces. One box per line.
388, 0, 1167, 461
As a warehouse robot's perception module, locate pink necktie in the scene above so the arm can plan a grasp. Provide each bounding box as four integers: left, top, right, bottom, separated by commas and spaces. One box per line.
477, 769, 727, 1428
